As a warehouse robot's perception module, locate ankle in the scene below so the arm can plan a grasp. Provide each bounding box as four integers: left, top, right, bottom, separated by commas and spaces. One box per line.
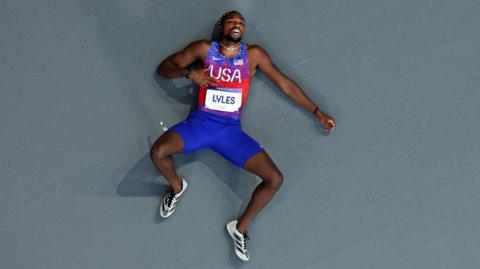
236, 223, 247, 234
172, 179, 183, 194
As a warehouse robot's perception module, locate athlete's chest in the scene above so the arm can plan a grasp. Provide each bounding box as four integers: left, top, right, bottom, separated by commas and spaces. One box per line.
205, 59, 249, 84
200, 46, 256, 80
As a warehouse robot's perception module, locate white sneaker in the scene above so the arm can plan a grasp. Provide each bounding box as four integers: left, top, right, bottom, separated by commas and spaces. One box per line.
159, 178, 188, 218
226, 220, 250, 261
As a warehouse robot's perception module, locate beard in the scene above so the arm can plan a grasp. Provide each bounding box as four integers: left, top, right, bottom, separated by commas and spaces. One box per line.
225, 33, 242, 42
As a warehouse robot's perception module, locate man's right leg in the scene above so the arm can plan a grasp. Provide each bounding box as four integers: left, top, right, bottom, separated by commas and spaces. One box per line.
150, 130, 185, 194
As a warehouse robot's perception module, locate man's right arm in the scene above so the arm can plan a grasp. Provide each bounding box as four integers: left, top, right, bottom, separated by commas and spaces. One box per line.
156, 40, 209, 78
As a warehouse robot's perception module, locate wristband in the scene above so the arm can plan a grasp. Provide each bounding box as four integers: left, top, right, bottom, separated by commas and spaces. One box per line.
312, 107, 319, 115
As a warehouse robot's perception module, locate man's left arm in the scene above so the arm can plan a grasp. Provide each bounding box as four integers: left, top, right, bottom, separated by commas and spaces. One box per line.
251, 45, 336, 132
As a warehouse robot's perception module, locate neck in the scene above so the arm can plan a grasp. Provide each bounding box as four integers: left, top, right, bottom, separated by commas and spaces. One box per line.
220, 38, 240, 47
219, 42, 240, 53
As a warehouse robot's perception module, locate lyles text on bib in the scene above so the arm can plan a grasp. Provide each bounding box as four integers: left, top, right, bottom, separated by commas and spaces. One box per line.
205, 87, 242, 113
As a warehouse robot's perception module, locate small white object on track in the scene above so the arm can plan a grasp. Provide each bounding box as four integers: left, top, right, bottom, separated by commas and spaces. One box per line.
160, 121, 168, 132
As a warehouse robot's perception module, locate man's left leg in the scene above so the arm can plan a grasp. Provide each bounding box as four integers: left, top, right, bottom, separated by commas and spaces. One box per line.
236, 151, 283, 233
225, 150, 283, 261
215, 127, 282, 261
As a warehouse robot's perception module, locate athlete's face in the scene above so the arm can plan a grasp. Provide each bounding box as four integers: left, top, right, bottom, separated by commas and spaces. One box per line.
221, 13, 245, 42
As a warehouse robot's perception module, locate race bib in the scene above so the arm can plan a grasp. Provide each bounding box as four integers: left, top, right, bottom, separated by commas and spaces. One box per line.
205, 87, 242, 112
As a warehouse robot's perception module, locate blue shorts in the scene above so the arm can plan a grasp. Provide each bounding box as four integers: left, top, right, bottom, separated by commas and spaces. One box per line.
169, 110, 264, 168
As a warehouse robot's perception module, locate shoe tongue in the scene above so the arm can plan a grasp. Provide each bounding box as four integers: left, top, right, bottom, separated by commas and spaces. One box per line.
236, 230, 248, 239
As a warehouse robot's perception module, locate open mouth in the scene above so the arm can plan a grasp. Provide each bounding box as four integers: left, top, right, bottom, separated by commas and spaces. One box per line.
231, 28, 241, 37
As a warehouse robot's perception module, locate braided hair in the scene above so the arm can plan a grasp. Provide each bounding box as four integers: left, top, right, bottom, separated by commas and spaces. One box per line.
217, 10, 244, 27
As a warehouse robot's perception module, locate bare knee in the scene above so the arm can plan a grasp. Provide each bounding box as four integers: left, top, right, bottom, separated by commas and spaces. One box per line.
150, 143, 169, 162
150, 131, 184, 162
265, 171, 284, 191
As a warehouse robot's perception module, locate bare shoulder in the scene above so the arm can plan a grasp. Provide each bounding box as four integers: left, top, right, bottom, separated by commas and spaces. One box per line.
185, 39, 211, 54
247, 43, 272, 69
247, 43, 269, 58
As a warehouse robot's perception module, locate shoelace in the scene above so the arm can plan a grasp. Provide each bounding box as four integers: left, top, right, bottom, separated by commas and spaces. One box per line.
165, 192, 176, 208
239, 232, 250, 253
166, 181, 184, 208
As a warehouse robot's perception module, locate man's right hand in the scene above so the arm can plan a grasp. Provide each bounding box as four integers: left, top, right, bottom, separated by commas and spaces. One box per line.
189, 67, 218, 88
